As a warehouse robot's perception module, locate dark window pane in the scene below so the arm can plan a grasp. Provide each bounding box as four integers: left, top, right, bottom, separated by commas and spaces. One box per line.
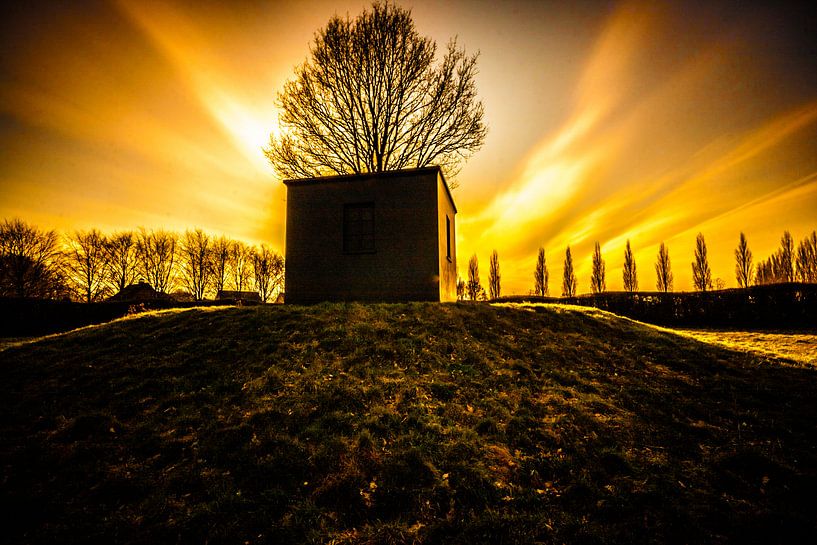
343, 202, 375, 253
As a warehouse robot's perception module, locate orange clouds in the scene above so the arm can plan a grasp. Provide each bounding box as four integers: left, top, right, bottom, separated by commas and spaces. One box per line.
457, 1, 817, 293
1, 1, 815, 296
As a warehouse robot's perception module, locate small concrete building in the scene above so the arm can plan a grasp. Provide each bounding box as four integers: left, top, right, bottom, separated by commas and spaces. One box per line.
283, 166, 457, 304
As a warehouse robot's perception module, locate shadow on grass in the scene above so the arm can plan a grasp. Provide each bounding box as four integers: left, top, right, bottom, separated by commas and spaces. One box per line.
1, 303, 815, 544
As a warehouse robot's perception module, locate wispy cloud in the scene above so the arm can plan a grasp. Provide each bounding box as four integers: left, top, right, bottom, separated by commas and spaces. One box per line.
459, 1, 817, 292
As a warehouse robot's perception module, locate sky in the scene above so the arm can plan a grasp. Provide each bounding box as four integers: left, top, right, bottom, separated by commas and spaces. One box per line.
1, 0, 816, 294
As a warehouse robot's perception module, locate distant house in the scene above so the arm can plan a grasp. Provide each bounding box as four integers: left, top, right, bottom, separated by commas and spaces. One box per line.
108, 282, 172, 302
283, 166, 457, 304
216, 290, 262, 304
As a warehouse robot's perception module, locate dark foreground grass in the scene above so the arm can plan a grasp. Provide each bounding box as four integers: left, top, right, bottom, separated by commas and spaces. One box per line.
1, 303, 815, 544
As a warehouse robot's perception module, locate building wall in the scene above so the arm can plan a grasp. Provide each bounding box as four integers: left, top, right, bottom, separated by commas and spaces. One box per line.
285, 168, 454, 304
437, 173, 458, 302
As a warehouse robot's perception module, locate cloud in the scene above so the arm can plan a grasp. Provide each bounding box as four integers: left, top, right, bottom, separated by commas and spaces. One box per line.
458, 0, 817, 292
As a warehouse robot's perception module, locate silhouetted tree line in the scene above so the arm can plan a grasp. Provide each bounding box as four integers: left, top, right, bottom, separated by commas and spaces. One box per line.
0, 218, 284, 303
457, 227, 815, 329
457, 228, 816, 304
454, 251, 500, 301
755, 231, 817, 285
517, 229, 817, 297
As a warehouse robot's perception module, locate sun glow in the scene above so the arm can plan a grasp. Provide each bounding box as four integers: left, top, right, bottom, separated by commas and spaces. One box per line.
116, 0, 279, 174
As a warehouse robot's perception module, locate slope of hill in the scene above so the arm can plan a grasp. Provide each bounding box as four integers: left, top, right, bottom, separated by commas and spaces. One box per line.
2, 303, 815, 544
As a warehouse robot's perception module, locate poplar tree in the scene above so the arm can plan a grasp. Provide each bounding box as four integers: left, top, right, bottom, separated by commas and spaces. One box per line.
533, 247, 548, 296
734, 232, 753, 288
623, 239, 638, 292
562, 246, 577, 297
488, 250, 501, 299
691, 233, 713, 292
778, 231, 795, 282
467, 254, 481, 301
795, 231, 817, 283
655, 242, 673, 292
590, 241, 606, 294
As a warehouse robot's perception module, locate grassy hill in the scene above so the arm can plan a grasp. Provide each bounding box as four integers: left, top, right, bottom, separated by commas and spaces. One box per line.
2, 303, 816, 544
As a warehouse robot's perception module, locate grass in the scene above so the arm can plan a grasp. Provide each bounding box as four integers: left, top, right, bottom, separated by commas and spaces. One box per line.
1, 302, 815, 544
677, 329, 817, 367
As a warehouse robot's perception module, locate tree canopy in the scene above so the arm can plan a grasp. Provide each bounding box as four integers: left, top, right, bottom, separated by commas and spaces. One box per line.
265, 2, 486, 186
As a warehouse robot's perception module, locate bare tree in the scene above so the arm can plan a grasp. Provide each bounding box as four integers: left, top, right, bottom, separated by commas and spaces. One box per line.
795, 231, 817, 283
755, 257, 773, 285
754, 231, 797, 286
714, 277, 726, 290
65, 229, 110, 302
533, 247, 548, 296
179, 229, 213, 301
466, 254, 481, 301
758, 256, 782, 285
562, 246, 577, 297
778, 231, 795, 282
265, 2, 486, 184
734, 232, 753, 288
488, 250, 500, 299
136, 228, 177, 294
691, 233, 713, 292
590, 241, 606, 294
229, 240, 252, 293
0, 218, 65, 298
623, 239, 638, 292
655, 242, 673, 292
211, 236, 231, 295
252, 245, 285, 302
106, 231, 139, 294
273, 252, 285, 300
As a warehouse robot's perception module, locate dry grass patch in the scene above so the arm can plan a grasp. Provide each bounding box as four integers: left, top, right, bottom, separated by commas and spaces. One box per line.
678, 329, 817, 366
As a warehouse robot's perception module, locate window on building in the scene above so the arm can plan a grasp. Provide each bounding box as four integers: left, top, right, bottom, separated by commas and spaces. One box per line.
343, 202, 375, 253
446, 215, 451, 260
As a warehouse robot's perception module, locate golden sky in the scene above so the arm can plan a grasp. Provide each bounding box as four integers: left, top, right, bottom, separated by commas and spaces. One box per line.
1, 0, 816, 293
